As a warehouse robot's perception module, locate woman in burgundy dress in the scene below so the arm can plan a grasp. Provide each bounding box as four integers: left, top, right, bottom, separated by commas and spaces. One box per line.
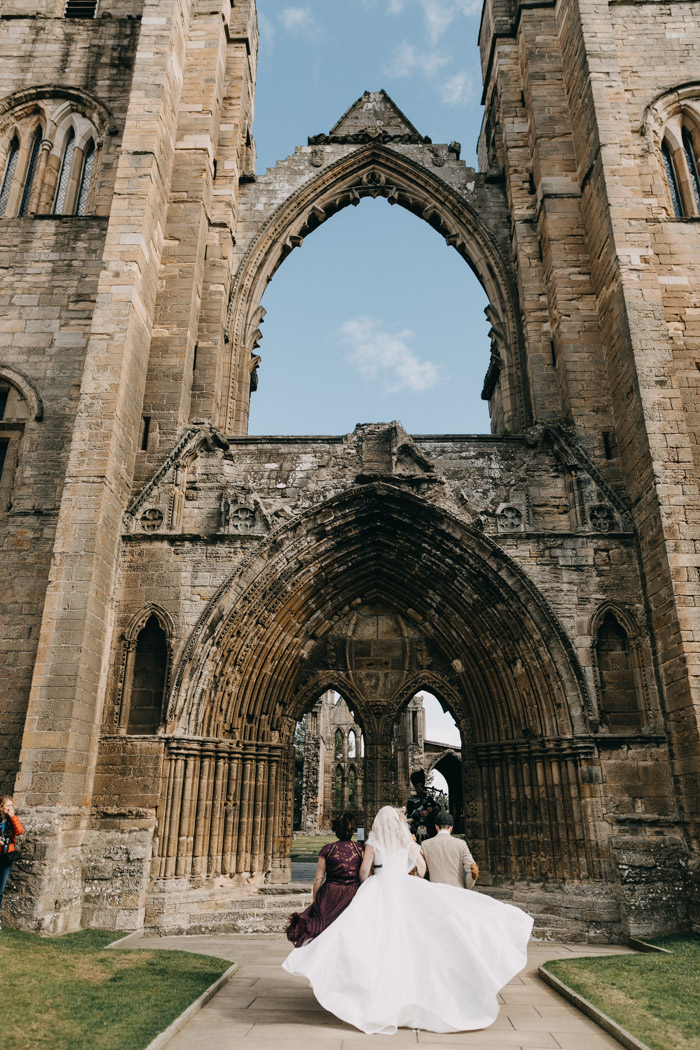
286, 812, 363, 947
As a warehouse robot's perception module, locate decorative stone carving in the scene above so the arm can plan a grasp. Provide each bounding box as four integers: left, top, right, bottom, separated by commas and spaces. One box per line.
219, 490, 268, 535
589, 504, 615, 533
140, 508, 164, 532
310, 147, 324, 167
497, 505, 524, 532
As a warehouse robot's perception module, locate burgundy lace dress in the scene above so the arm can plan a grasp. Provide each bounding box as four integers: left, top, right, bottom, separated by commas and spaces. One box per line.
286, 840, 364, 947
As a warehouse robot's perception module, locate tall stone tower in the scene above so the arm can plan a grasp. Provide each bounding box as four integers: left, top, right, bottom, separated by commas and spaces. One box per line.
0, 0, 699, 939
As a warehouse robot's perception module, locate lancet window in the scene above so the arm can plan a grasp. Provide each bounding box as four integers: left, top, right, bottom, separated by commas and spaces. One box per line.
0, 137, 19, 217
0, 376, 31, 513
334, 766, 344, 810
660, 106, 700, 218
348, 766, 356, 807
125, 615, 168, 734
76, 140, 95, 215
593, 610, 643, 732
53, 128, 75, 214
18, 128, 41, 216
334, 728, 343, 759
0, 98, 100, 219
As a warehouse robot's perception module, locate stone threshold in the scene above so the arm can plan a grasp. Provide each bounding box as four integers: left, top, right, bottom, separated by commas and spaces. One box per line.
539, 965, 652, 1050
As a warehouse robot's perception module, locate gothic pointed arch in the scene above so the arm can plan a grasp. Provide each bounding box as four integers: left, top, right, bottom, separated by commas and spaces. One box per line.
589, 601, 651, 732
0, 365, 43, 421
224, 137, 529, 435
114, 603, 174, 733
168, 483, 592, 741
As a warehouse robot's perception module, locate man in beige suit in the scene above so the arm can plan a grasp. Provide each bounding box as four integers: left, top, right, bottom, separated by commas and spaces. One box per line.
420, 812, 479, 889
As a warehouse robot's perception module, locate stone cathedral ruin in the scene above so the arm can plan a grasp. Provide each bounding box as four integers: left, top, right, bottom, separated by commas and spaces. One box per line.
1, 0, 700, 941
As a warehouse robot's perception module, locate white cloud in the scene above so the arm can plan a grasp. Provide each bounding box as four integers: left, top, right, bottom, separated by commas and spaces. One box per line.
422, 0, 453, 44
382, 0, 481, 43
441, 70, 473, 105
258, 11, 275, 49
384, 40, 449, 80
340, 317, 443, 394
279, 6, 321, 36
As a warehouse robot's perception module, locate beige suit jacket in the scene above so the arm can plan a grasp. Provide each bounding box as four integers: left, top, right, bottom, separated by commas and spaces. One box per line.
421, 831, 475, 889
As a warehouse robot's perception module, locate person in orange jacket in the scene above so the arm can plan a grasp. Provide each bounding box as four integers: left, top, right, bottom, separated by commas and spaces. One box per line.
0, 796, 23, 927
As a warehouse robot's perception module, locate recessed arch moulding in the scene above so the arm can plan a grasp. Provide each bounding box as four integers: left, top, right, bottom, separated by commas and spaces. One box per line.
97, 416, 681, 940
222, 92, 528, 435
147, 480, 616, 921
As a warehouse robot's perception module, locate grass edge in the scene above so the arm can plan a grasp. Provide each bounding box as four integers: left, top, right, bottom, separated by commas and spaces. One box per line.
538, 964, 653, 1050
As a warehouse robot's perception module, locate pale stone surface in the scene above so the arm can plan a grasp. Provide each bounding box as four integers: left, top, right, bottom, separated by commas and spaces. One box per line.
126, 934, 629, 1050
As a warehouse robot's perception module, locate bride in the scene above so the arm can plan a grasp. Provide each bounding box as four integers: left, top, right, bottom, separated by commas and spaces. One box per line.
283, 805, 533, 1035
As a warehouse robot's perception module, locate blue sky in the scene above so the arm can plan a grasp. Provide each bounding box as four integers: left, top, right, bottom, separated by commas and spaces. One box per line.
248, 1, 491, 436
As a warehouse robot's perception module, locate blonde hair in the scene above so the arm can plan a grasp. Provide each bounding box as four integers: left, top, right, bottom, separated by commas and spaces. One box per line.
0, 796, 13, 809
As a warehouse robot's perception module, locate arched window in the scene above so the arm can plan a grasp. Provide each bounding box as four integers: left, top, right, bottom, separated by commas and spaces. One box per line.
18, 129, 42, 217
52, 128, 75, 215
360, 733, 365, 758
0, 137, 19, 217
682, 127, 700, 213
334, 766, 343, 810
0, 377, 30, 513
76, 139, 95, 216
334, 728, 343, 759
662, 141, 683, 217
347, 730, 356, 759
348, 766, 356, 807
595, 611, 642, 732
127, 615, 168, 734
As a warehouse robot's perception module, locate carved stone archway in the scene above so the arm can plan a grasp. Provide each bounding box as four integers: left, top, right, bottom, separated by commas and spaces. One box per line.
223, 92, 528, 435
156, 482, 601, 887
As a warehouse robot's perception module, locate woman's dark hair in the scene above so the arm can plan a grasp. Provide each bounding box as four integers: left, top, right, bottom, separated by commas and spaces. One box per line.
331, 812, 357, 841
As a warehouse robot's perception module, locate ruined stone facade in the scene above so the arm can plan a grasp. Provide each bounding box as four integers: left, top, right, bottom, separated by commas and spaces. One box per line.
297, 690, 456, 834
1, 0, 699, 940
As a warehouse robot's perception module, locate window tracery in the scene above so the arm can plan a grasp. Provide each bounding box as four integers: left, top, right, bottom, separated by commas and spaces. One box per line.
662, 141, 683, 217
682, 127, 700, 213
18, 128, 41, 216
649, 90, 700, 218
76, 139, 95, 215
0, 137, 19, 217
0, 95, 101, 218
53, 127, 75, 214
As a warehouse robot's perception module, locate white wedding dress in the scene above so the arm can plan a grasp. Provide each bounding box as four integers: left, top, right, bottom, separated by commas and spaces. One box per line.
282, 807, 533, 1035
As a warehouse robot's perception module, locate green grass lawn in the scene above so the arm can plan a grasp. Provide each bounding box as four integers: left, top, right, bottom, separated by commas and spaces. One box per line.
0, 928, 230, 1050
543, 935, 700, 1050
290, 833, 337, 860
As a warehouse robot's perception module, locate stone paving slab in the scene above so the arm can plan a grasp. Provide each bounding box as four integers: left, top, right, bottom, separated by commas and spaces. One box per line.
132, 934, 632, 1050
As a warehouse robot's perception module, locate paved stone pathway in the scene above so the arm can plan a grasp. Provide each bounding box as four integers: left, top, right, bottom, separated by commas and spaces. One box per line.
132, 933, 632, 1050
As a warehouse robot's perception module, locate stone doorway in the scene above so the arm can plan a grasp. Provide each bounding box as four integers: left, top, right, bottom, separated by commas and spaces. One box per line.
152, 479, 601, 917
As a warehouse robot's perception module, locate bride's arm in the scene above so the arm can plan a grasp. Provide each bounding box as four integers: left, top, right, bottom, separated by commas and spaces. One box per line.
359, 844, 375, 882
410, 842, 427, 877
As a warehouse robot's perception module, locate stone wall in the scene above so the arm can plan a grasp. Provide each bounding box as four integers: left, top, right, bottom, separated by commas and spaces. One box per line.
1, 0, 698, 939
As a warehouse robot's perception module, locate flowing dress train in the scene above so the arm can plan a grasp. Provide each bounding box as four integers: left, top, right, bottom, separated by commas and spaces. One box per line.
283, 839, 533, 1035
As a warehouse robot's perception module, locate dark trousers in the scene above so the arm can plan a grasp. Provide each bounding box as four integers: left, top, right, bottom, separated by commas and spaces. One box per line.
0, 857, 14, 910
